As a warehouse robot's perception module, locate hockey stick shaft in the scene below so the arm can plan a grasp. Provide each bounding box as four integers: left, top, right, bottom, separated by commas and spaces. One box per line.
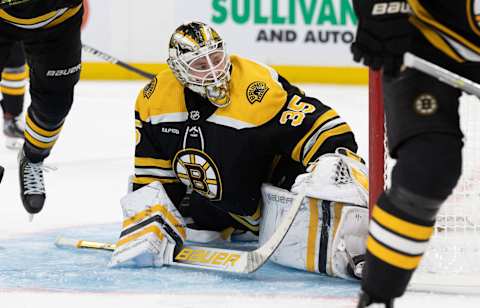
82, 44, 156, 79
403, 52, 480, 97
55, 193, 306, 273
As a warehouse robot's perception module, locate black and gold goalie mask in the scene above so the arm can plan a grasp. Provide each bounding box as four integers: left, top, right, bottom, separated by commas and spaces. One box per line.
167, 21, 232, 107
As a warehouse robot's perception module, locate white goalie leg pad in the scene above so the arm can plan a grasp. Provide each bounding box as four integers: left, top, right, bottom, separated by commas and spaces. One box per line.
260, 184, 320, 273
260, 183, 368, 280
291, 147, 369, 207
329, 204, 369, 280
109, 181, 186, 267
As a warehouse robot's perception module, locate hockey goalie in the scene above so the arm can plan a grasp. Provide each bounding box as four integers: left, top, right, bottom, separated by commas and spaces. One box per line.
109, 21, 369, 280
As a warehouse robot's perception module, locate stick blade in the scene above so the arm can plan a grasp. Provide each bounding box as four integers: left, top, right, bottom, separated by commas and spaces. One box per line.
54, 236, 80, 249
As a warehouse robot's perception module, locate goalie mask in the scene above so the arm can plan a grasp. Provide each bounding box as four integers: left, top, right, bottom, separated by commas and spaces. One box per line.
167, 22, 232, 107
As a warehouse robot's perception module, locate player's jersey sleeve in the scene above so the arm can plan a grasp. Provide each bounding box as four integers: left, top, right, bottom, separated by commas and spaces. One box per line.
408, 0, 480, 63
271, 75, 358, 167
132, 80, 186, 205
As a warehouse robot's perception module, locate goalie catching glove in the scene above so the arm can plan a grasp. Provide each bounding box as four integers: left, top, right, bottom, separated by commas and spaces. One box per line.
109, 181, 186, 267
291, 148, 368, 206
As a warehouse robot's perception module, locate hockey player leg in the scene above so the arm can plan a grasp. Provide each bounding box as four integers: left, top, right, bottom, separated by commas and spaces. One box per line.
110, 181, 186, 267
1, 42, 27, 150
19, 21, 81, 216
361, 133, 462, 305
359, 66, 464, 306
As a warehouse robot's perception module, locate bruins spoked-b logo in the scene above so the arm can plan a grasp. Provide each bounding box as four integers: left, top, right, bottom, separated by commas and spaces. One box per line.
414, 93, 438, 116
173, 148, 222, 200
246, 81, 269, 104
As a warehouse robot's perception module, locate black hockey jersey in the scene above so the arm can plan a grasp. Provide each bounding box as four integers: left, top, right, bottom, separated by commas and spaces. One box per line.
0, 0, 82, 29
408, 0, 480, 62
133, 55, 357, 226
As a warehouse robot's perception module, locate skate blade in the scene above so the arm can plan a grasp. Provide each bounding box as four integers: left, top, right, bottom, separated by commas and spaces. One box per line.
28, 214, 34, 222
5, 137, 24, 150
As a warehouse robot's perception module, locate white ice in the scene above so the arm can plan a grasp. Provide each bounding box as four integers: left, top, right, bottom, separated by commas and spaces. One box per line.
0, 81, 479, 307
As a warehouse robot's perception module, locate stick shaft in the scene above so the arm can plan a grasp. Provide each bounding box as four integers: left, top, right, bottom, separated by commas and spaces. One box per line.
404, 52, 480, 97
82, 44, 156, 79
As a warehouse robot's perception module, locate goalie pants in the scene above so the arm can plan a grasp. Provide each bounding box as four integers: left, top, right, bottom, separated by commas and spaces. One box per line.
0, 9, 82, 162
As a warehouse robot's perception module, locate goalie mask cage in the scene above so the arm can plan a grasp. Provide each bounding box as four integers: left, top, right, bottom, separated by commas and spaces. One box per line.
368, 70, 480, 293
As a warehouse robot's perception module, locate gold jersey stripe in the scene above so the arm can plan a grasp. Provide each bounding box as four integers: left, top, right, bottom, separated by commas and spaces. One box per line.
24, 131, 56, 149
367, 236, 422, 270
122, 204, 186, 239
0, 86, 25, 95
116, 225, 165, 247
26, 113, 62, 137
302, 123, 352, 166
306, 198, 319, 272
372, 206, 434, 241
409, 17, 464, 63
0, 8, 58, 25
135, 157, 171, 169
0, 4, 82, 27
229, 213, 260, 232
2, 70, 27, 81
131, 176, 179, 185
409, 0, 480, 54
250, 205, 261, 220
44, 4, 82, 29
291, 109, 338, 162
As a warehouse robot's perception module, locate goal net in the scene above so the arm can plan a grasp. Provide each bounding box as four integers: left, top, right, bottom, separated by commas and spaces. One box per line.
368, 70, 480, 293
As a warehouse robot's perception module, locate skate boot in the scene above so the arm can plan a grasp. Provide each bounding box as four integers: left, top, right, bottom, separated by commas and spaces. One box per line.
3, 116, 24, 150
357, 291, 394, 308
18, 150, 46, 218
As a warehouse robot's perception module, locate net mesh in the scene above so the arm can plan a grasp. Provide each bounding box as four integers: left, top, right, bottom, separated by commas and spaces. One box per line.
416, 94, 480, 277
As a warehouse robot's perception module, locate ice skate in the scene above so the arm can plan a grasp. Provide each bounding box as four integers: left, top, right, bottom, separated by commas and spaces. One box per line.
3, 116, 24, 150
18, 149, 46, 219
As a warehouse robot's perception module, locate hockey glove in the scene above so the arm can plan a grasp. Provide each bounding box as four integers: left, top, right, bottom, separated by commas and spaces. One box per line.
109, 181, 186, 267
351, 0, 414, 76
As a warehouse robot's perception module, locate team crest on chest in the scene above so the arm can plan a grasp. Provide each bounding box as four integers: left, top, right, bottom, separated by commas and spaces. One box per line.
246, 81, 269, 104
173, 148, 222, 200
143, 77, 157, 99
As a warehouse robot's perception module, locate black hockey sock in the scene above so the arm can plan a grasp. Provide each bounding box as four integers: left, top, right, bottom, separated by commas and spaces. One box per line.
361, 193, 435, 301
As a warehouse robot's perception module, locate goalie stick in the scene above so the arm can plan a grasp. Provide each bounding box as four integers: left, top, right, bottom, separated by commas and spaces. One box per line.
55, 191, 306, 274
82, 44, 156, 80
403, 52, 480, 97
